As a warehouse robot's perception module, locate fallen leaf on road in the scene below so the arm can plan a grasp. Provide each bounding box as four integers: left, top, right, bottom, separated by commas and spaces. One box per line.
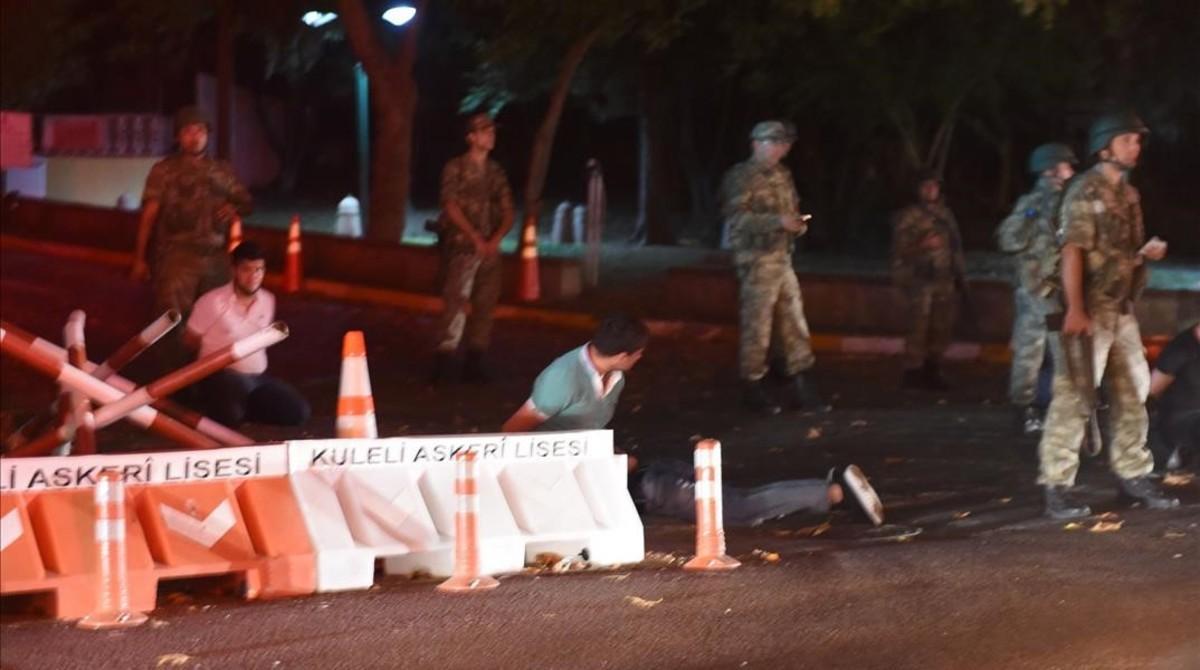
643, 551, 686, 567
1162, 472, 1194, 487
1163, 531, 1186, 539
156, 654, 192, 668
884, 457, 907, 465
1173, 554, 1184, 559
996, 497, 1013, 504
631, 404, 643, 414
952, 511, 971, 520
625, 596, 663, 609
1090, 520, 1124, 533
850, 420, 868, 427
751, 549, 780, 563
810, 522, 832, 537
533, 552, 564, 568
806, 427, 822, 439
1063, 522, 1084, 531
149, 619, 169, 628
1096, 512, 1121, 521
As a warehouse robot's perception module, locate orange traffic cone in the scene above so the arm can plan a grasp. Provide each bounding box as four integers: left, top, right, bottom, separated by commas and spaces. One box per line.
336, 331, 377, 439
227, 215, 244, 253
517, 214, 540, 302
77, 471, 149, 629
438, 450, 499, 592
284, 214, 302, 293
683, 439, 740, 572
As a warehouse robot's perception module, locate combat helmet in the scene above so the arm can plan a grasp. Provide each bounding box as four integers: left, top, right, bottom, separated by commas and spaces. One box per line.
1027, 143, 1078, 174
173, 106, 211, 134
1087, 111, 1149, 157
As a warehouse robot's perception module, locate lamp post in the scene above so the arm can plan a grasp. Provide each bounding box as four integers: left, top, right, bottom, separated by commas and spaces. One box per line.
302, 5, 416, 233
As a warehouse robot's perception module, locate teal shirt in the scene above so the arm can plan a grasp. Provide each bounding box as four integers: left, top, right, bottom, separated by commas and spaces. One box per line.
531, 346, 625, 431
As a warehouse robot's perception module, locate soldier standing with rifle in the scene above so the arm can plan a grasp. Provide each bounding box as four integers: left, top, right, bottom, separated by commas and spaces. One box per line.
891, 171, 968, 391
1037, 111, 1178, 520
996, 143, 1078, 433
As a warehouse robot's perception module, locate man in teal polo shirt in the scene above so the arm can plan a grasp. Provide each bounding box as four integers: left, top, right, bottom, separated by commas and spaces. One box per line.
501, 314, 885, 527
502, 314, 647, 433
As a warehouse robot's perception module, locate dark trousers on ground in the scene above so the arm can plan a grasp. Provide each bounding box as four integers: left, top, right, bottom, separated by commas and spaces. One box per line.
201, 371, 310, 427
633, 460, 830, 527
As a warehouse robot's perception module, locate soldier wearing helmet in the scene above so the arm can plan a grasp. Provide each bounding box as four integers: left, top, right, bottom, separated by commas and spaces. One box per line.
994, 143, 1078, 434
890, 170, 966, 391
131, 106, 252, 370
717, 120, 825, 414
1036, 111, 1178, 519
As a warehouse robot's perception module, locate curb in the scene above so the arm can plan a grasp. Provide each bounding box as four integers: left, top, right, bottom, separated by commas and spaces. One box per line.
2, 233, 1016, 362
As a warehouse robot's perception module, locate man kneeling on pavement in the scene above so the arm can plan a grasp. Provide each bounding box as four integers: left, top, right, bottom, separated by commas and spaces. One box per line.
184, 241, 310, 427
501, 314, 883, 527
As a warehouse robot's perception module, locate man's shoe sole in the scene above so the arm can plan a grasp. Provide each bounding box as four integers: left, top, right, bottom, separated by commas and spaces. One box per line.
842, 464, 885, 526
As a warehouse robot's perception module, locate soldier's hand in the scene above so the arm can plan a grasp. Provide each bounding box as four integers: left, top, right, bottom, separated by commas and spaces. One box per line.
920, 232, 945, 250
130, 259, 149, 282
780, 215, 808, 233
1139, 236, 1167, 261
1062, 308, 1093, 337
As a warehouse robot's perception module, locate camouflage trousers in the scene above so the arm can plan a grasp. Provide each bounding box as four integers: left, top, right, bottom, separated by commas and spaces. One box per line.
736, 259, 815, 381
1037, 311, 1153, 486
151, 245, 230, 373
435, 252, 502, 353
901, 281, 956, 368
1008, 287, 1054, 406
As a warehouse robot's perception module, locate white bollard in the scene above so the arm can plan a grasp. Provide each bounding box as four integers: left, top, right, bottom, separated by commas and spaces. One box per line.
571, 205, 586, 247
336, 195, 363, 238
551, 201, 572, 244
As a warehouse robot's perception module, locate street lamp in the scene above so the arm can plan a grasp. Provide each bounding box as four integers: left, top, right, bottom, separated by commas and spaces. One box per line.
381, 5, 416, 27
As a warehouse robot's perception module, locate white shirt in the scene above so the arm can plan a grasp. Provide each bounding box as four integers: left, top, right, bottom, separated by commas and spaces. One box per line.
186, 283, 275, 374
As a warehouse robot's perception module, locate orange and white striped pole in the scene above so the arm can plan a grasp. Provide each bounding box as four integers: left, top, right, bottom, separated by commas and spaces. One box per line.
92, 309, 181, 381
64, 310, 97, 455
0, 321, 221, 451
336, 330, 377, 438
284, 214, 303, 294
517, 214, 540, 302
77, 471, 148, 630
227, 215, 244, 253
438, 450, 499, 592
683, 439, 741, 572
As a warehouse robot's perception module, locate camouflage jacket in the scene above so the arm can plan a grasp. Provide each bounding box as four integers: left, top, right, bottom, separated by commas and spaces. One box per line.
439, 154, 514, 252
1059, 165, 1147, 312
142, 154, 252, 251
994, 179, 1063, 295
718, 160, 803, 264
890, 201, 965, 286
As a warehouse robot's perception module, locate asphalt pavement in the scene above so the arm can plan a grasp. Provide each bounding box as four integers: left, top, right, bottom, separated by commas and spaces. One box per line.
1, 248, 1197, 670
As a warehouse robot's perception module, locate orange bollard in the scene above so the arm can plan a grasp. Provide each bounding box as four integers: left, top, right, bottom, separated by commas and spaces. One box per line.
517, 214, 540, 302
438, 451, 499, 592
336, 331, 378, 439
683, 439, 740, 572
77, 471, 149, 630
284, 214, 303, 294
227, 215, 244, 253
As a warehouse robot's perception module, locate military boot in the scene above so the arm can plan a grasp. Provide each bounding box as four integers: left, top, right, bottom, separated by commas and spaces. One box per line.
788, 373, 830, 412
1117, 477, 1180, 510
742, 380, 781, 415
461, 350, 491, 384
922, 357, 950, 391
1043, 486, 1091, 520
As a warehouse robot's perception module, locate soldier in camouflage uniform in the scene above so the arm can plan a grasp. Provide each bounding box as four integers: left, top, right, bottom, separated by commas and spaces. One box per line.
995, 143, 1078, 433
1037, 111, 1178, 519
430, 113, 515, 384
890, 172, 965, 391
131, 106, 252, 370
718, 120, 825, 414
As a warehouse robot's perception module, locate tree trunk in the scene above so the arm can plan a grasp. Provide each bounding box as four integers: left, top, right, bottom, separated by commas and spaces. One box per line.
215, 0, 235, 161
338, 0, 425, 243
521, 28, 601, 223
631, 56, 676, 246
678, 94, 718, 245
